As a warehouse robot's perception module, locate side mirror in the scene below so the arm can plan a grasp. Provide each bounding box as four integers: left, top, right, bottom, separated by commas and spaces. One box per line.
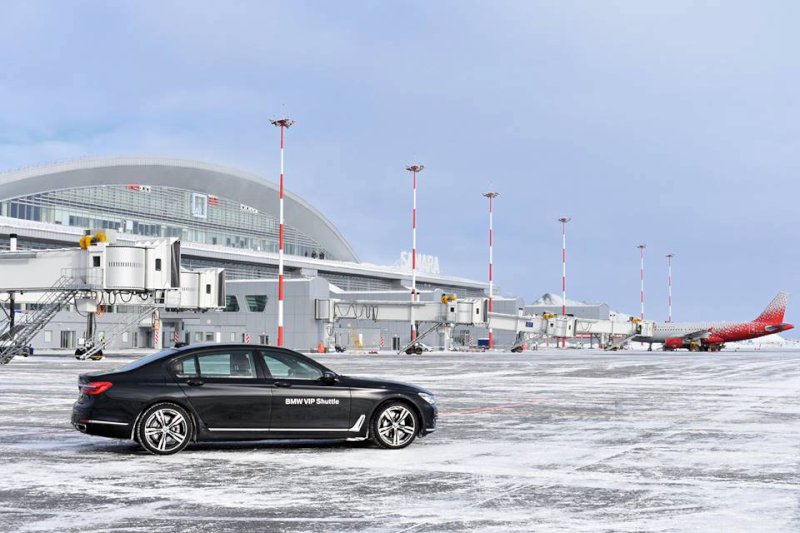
320, 371, 337, 385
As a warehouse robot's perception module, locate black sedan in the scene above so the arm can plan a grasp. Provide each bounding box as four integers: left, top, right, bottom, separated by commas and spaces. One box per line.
72, 343, 437, 455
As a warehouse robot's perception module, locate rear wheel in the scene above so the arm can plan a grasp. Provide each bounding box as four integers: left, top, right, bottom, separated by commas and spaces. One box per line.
371, 402, 418, 449
136, 403, 193, 455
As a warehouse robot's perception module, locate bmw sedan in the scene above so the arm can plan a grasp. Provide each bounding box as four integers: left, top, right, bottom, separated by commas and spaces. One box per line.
72, 343, 437, 455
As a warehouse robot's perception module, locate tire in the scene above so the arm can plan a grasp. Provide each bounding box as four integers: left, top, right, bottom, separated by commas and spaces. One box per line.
74, 347, 85, 359
371, 402, 418, 449
89, 350, 104, 361
136, 402, 193, 455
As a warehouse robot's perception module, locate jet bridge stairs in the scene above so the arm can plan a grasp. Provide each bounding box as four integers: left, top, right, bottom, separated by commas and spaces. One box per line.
0, 275, 85, 364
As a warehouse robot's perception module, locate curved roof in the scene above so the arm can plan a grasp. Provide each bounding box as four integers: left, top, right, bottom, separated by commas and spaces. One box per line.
0, 156, 359, 262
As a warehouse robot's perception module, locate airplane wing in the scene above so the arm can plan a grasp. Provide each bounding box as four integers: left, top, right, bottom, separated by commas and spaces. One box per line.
683, 329, 711, 341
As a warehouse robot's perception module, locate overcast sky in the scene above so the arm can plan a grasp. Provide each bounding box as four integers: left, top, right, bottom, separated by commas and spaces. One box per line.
1, 1, 798, 323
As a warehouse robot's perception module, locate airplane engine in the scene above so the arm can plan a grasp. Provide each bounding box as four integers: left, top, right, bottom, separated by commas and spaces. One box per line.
664, 337, 685, 350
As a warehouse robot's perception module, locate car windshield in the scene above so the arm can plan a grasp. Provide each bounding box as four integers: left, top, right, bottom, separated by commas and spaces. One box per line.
114, 348, 178, 372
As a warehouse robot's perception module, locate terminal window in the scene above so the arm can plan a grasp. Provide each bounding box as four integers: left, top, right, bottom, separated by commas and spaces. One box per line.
245, 295, 268, 312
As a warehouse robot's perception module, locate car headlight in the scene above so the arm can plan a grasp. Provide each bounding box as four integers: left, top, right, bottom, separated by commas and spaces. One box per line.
418, 392, 436, 406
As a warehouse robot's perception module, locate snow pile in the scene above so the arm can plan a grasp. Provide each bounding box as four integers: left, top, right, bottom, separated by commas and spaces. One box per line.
728, 333, 800, 350
609, 311, 634, 322
531, 293, 592, 307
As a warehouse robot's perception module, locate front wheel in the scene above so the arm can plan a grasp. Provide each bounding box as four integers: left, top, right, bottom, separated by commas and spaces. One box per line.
136, 403, 193, 455
371, 402, 418, 449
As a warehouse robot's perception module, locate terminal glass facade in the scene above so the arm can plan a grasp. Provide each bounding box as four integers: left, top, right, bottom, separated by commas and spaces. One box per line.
1, 185, 329, 259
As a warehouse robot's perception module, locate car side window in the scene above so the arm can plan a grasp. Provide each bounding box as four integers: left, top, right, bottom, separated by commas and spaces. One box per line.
197, 351, 257, 379
174, 356, 198, 378
261, 351, 323, 380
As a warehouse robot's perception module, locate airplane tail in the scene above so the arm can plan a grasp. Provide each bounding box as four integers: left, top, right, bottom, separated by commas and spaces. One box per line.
754, 292, 789, 325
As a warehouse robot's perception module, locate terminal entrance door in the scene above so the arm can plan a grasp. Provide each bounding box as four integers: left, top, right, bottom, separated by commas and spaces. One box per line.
60, 330, 76, 349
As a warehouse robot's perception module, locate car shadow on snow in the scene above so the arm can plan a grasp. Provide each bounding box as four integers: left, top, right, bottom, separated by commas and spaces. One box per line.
90, 438, 373, 455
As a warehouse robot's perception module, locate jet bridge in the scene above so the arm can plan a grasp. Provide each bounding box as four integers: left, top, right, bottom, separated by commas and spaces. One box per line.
490, 312, 654, 337
315, 296, 654, 352
0, 234, 225, 364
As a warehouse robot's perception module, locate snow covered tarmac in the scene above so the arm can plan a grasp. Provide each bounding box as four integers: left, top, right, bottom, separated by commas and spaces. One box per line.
2, 349, 800, 532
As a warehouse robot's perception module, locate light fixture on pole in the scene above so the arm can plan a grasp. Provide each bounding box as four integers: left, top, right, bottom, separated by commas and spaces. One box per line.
270, 117, 294, 347
405, 164, 424, 342
666, 253, 674, 323
484, 192, 500, 349
558, 217, 571, 348
637, 244, 646, 321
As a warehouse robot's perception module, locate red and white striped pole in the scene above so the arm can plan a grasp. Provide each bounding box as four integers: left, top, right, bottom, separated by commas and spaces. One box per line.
405, 164, 424, 342
666, 253, 674, 322
558, 217, 571, 348
637, 244, 646, 320
484, 192, 500, 349
271, 117, 294, 347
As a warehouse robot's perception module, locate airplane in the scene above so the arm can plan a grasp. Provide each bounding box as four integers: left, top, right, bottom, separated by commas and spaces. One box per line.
633, 292, 793, 352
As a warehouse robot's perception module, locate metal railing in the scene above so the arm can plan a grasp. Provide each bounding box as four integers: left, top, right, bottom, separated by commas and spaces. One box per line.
0, 276, 84, 364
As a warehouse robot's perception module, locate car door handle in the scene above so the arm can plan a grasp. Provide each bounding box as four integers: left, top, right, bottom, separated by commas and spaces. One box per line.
274, 381, 291, 388
186, 379, 205, 387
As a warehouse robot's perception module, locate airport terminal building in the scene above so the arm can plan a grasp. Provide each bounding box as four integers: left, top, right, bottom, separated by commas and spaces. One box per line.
0, 157, 516, 351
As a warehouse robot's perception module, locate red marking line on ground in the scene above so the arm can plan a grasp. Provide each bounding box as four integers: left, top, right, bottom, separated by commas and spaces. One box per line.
440, 400, 544, 416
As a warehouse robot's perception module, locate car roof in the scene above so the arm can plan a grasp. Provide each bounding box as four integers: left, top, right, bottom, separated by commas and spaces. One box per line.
172, 342, 292, 353
115, 343, 305, 373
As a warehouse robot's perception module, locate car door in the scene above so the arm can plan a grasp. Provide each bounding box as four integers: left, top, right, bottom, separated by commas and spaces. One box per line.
172, 348, 271, 433
260, 349, 351, 433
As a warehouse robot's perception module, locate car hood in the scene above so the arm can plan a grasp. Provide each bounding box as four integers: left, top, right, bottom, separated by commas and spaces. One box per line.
338, 375, 433, 395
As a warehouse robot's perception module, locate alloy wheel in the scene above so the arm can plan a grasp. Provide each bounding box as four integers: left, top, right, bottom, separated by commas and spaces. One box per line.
142, 407, 189, 453
376, 405, 416, 448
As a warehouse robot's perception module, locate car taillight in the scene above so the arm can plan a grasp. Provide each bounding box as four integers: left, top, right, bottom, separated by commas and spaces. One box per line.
81, 381, 113, 396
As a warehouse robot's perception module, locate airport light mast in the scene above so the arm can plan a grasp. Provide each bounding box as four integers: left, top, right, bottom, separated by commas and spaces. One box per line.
405, 164, 424, 342
484, 192, 500, 349
271, 117, 294, 347
558, 217, 571, 348
637, 244, 646, 321
666, 253, 674, 322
